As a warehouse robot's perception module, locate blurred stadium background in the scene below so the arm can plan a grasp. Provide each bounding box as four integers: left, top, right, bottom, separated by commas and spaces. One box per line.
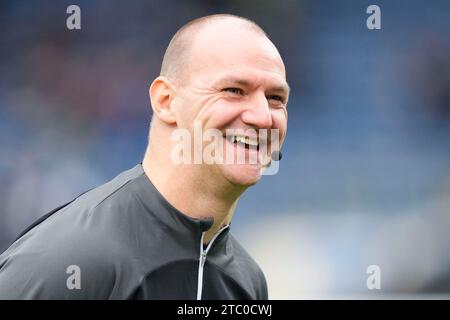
1, 0, 449, 298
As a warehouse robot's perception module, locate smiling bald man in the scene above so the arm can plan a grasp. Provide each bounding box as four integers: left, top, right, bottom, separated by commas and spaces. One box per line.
0, 14, 289, 300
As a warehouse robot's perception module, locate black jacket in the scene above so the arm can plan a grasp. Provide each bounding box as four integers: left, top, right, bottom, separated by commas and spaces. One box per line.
0, 164, 268, 299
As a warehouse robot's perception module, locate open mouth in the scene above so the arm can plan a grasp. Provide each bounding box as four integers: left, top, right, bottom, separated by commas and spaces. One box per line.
225, 134, 259, 151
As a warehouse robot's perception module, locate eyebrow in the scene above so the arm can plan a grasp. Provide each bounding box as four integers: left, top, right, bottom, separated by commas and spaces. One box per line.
214, 76, 291, 97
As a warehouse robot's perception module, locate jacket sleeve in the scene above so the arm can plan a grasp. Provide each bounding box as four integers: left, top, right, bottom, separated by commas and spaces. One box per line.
0, 226, 119, 300
257, 268, 269, 300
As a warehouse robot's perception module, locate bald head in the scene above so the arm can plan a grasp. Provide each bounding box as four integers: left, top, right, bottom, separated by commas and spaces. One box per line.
160, 14, 271, 85
146, 13, 289, 191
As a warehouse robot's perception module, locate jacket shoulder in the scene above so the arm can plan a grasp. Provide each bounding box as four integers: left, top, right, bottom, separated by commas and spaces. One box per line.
0, 166, 146, 299
229, 233, 269, 300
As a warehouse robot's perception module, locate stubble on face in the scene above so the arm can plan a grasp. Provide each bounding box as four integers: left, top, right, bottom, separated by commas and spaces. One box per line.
169, 18, 289, 188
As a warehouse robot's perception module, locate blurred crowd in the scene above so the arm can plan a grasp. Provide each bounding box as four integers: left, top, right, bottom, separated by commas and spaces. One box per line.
0, 0, 449, 298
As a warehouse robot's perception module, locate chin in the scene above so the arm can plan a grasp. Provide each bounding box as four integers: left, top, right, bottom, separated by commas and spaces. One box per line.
221, 163, 262, 187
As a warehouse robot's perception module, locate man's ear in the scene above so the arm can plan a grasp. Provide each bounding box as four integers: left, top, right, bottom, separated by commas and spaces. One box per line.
149, 76, 177, 124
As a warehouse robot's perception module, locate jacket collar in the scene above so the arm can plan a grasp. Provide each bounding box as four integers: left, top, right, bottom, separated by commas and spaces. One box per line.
131, 164, 230, 247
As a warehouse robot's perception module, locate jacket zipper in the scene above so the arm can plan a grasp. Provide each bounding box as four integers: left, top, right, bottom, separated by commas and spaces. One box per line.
196, 225, 229, 300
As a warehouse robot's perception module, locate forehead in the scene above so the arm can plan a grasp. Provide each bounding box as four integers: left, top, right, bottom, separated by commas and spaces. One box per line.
187, 22, 286, 84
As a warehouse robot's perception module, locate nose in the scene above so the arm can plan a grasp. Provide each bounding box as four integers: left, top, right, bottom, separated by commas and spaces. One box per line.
240, 93, 273, 129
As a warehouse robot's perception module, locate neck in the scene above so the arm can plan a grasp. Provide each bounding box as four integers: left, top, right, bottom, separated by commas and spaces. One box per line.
142, 143, 246, 244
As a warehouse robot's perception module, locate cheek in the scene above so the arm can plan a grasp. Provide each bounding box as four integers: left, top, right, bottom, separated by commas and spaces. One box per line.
196, 98, 243, 128
271, 109, 288, 140
172, 98, 196, 129
174, 95, 219, 130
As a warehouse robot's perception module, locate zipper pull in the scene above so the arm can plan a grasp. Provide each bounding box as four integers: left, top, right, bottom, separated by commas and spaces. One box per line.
200, 251, 207, 267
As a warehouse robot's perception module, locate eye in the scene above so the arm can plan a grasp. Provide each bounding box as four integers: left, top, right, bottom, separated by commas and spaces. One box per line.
267, 95, 284, 103
223, 87, 244, 95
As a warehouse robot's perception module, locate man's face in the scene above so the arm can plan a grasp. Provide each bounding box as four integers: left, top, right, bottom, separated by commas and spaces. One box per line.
172, 22, 289, 187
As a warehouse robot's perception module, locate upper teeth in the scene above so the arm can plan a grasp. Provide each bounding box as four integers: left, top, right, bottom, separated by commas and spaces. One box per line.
229, 135, 258, 146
